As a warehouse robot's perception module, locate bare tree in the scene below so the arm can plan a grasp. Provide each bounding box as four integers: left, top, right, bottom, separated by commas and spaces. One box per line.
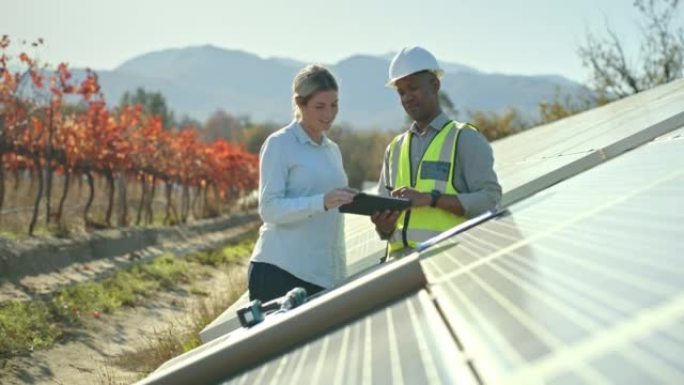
203, 109, 245, 143
439, 91, 459, 118
579, 0, 684, 98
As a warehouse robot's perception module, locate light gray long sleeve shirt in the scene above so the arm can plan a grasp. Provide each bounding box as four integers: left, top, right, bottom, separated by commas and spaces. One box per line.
250, 121, 348, 289
377, 112, 501, 217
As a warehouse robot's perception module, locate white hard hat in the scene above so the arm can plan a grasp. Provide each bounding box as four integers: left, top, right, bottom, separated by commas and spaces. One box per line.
387, 46, 444, 87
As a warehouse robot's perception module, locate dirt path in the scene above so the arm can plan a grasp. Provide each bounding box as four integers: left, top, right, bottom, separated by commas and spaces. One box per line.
1, 214, 259, 303
0, 221, 257, 385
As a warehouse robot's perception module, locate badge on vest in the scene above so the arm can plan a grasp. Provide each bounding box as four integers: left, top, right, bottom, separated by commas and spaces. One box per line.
420, 161, 450, 181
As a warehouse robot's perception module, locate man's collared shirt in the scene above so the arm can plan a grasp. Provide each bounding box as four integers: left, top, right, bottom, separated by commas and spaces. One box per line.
378, 112, 502, 218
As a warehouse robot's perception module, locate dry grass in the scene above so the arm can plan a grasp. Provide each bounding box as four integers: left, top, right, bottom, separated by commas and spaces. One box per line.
1, 174, 106, 237
0, 173, 244, 238
94, 358, 138, 385
87, 266, 248, 385
94, 242, 251, 384
115, 268, 246, 376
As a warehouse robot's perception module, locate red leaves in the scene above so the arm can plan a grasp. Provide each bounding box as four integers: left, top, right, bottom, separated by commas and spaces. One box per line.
2, 34, 258, 212
1, 67, 12, 85
78, 69, 101, 100
18, 52, 32, 65
56, 62, 72, 93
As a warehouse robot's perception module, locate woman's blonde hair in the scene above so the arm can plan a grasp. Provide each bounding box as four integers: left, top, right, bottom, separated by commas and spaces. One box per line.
292, 64, 338, 119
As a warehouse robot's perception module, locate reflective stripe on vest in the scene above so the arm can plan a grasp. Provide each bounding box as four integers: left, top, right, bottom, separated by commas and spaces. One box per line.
387, 121, 475, 254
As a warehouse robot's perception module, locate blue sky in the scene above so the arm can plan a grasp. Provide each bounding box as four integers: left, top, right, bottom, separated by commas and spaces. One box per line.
2, 0, 681, 83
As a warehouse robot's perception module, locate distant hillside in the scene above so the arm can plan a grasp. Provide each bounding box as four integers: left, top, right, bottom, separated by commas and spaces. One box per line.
77, 45, 590, 130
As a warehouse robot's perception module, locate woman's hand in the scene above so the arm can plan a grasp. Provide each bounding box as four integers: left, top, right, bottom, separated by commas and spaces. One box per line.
324, 187, 358, 210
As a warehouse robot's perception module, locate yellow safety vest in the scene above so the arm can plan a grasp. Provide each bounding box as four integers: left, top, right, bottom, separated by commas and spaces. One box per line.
386, 120, 476, 255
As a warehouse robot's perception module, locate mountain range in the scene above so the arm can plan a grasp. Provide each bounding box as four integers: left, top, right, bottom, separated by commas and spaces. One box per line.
74, 45, 590, 130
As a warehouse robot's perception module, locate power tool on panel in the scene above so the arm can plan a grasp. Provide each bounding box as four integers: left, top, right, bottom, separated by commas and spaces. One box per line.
237, 287, 308, 328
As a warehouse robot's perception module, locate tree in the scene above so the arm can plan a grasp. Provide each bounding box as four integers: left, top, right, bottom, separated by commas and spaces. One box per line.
203, 109, 245, 143
579, 0, 684, 98
536, 87, 611, 125
2, 36, 260, 235
469, 108, 529, 141
439, 91, 458, 118
120, 87, 176, 128
242, 123, 277, 154
328, 126, 397, 189
177, 114, 202, 131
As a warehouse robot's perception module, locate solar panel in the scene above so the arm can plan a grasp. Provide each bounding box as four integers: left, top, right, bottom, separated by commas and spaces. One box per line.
495, 151, 602, 207
420, 130, 684, 383
137, 253, 426, 385
200, 292, 250, 343
654, 125, 684, 142
493, 79, 684, 164
218, 290, 474, 385
493, 78, 684, 206
342, 213, 386, 276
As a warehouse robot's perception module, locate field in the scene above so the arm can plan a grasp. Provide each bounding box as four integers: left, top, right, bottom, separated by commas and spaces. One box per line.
0, 218, 259, 384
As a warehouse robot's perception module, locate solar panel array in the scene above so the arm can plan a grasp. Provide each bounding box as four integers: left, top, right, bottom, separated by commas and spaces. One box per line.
422, 132, 684, 383
492, 77, 684, 206
135, 78, 684, 385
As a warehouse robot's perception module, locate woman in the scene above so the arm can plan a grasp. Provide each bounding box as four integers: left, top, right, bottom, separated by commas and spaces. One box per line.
248, 64, 356, 302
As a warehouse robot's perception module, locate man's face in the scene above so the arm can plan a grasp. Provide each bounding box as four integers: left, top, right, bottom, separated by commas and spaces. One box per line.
394, 71, 439, 123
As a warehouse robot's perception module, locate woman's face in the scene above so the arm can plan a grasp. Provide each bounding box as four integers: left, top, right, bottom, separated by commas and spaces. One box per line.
299, 89, 339, 135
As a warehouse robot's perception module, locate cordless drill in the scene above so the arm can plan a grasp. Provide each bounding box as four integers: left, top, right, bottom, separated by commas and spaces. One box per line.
237, 287, 308, 328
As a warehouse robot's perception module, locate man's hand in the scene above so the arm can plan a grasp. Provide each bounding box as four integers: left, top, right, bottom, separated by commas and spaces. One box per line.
391, 186, 465, 215
391, 186, 430, 207
371, 209, 401, 239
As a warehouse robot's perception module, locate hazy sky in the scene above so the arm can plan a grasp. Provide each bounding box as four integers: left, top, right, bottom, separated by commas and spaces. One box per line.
3, 0, 682, 83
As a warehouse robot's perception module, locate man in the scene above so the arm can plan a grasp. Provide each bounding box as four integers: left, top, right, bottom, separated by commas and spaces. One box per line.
372, 46, 501, 258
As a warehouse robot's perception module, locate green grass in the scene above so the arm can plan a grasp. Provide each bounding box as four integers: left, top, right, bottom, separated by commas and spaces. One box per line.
0, 301, 62, 356
102, 236, 255, 382
187, 233, 257, 266
53, 254, 190, 323
0, 222, 82, 240
1, 253, 191, 355
112, 266, 249, 379
0, 233, 256, 359
0, 227, 30, 240
0, 230, 22, 240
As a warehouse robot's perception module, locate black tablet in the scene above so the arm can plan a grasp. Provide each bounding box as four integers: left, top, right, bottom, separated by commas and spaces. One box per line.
339, 193, 411, 216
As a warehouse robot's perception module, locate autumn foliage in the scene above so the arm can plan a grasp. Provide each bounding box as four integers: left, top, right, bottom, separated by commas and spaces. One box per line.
0, 36, 258, 235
